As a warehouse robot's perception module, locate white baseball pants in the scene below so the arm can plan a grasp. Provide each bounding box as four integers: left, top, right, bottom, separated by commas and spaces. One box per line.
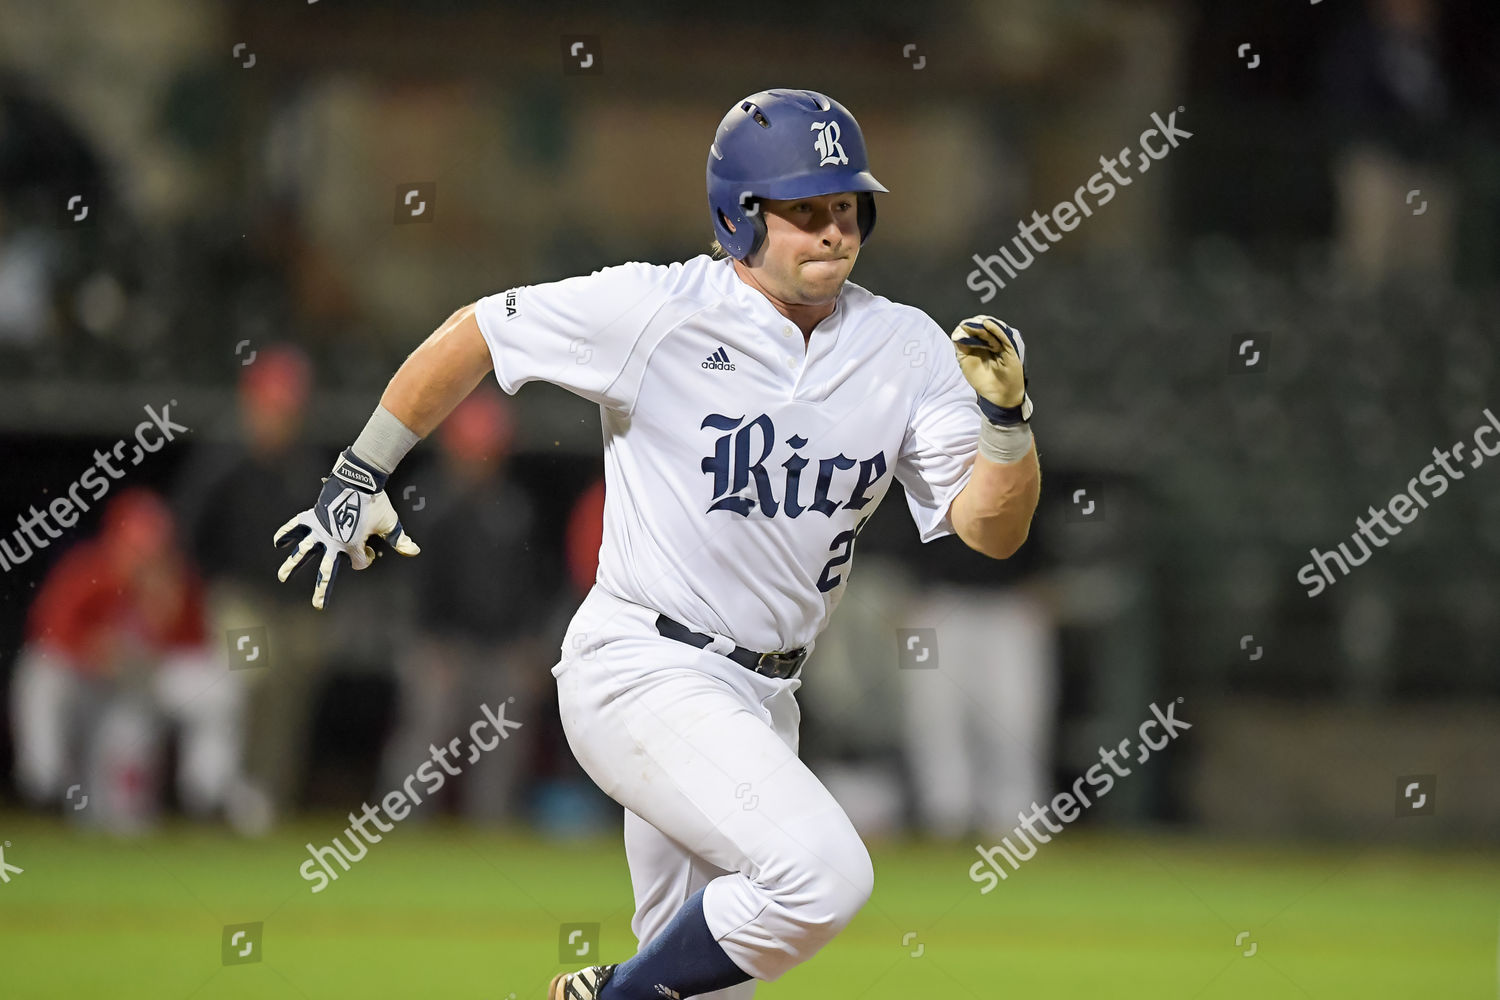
554, 586, 874, 997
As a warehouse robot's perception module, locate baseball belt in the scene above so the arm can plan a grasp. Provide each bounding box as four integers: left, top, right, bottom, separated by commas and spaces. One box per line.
654, 613, 807, 680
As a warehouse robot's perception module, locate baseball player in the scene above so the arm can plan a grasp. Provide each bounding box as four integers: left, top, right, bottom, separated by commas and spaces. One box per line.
274, 88, 1040, 1000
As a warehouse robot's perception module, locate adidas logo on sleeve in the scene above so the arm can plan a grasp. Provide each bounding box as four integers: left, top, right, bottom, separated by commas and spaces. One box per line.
702, 347, 736, 371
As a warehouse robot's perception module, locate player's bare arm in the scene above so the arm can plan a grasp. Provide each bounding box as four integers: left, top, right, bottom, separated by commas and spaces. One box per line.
379, 303, 493, 436
951, 438, 1040, 558
271, 303, 493, 609
948, 315, 1041, 559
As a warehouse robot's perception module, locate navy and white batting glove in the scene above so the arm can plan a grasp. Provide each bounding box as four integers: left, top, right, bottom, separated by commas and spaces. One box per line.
951, 315, 1033, 425
273, 449, 420, 610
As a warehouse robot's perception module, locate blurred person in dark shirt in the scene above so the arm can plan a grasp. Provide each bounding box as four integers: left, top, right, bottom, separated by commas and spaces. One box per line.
378, 386, 548, 823
1323, 0, 1457, 285
10, 488, 246, 833
171, 344, 328, 825
0, 68, 108, 350
893, 516, 1058, 842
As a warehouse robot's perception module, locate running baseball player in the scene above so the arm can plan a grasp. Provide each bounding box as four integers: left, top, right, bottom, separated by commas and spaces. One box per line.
274, 88, 1040, 1000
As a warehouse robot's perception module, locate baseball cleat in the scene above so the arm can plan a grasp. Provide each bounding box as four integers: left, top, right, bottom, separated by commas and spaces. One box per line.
548, 964, 617, 999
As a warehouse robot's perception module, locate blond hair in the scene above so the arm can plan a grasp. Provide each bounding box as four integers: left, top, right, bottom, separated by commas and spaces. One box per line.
709, 238, 730, 260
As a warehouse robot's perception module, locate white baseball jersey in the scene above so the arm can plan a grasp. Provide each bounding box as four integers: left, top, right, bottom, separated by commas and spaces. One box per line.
472, 253, 982, 653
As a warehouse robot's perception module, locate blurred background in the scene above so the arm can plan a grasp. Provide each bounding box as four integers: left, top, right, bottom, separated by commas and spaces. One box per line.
1, 0, 1497, 997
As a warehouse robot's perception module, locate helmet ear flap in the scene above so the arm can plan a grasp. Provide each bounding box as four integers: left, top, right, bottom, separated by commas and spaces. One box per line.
856, 192, 877, 244
716, 198, 768, 260
744, 199, 768, 258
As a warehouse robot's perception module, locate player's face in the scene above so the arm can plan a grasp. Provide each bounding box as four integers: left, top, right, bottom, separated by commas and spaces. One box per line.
753, 192, 860, 303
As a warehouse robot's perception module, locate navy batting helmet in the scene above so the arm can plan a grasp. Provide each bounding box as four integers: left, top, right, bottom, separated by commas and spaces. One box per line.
706, 89, 888, 261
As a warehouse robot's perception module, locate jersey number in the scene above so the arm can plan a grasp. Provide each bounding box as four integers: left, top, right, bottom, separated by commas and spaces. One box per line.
816, 514, 872, 593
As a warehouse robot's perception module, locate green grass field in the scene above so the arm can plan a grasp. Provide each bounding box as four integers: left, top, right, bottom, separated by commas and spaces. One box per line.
1, 812, 1494, 999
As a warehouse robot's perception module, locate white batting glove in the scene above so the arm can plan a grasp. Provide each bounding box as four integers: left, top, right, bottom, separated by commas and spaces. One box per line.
951, 315, 1032, 424
273, 449, 420, 610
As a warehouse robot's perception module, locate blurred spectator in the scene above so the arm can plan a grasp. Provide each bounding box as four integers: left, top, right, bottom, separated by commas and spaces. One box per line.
171, 344, 329, 824
378, 386, 548, 823
565, 476, 605, 597
9, 488, 246, 833
0, 67, 137, 366
1323, 0, 1456, 286
0, 199, 53, 347
513, 470, 621, 837
0, 70, 85, 349
896, 527, 1059, 842
788, 547, 915, 839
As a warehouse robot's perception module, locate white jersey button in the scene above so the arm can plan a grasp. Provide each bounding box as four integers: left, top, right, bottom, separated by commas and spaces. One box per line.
785, 355, 799, 368
782, 325, 794, 337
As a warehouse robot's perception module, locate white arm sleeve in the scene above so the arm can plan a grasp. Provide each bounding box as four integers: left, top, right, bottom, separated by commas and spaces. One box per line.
472, 260, 679, 412
894, 319, 983, 542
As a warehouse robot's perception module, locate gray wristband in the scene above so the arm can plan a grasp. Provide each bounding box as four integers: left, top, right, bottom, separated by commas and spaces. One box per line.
977, 419, 1033, 465
350, 404, 421, 475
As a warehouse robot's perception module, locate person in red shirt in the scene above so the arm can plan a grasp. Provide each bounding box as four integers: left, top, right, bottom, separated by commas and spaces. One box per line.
565, 477, 606, 598
10, 488, 247, 831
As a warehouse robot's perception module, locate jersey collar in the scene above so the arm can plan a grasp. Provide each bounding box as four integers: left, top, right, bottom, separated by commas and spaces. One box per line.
719, 255, 849, 347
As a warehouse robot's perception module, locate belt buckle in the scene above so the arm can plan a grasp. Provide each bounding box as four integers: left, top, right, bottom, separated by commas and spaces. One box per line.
756, 648, 805, 679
